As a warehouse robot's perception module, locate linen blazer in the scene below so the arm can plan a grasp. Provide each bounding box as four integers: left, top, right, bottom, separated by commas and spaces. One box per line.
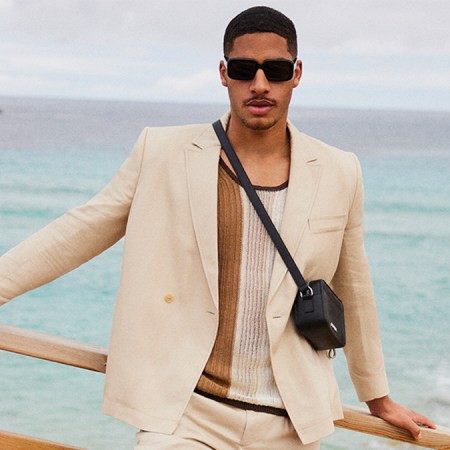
0, 113, 389, 444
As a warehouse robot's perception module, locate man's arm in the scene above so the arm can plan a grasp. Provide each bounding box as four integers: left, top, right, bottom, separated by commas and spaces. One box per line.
331, 154, 435, 439
0, 128, 148, 304
331, 154, 389, 401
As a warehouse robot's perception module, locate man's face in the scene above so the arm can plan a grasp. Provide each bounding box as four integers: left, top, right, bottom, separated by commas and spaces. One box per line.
220, 32, 302, 133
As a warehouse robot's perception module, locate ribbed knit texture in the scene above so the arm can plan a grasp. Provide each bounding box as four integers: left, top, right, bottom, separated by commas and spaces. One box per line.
197, 160, 288, 408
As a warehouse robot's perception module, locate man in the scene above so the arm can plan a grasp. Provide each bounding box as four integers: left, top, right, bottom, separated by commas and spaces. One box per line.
0, 6, 435, 449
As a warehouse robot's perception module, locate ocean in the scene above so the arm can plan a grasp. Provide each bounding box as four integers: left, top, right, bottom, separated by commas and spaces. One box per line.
0, 96, 449, 449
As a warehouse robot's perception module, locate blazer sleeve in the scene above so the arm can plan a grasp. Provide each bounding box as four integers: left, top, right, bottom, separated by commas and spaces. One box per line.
331, 153, 390, 402
0, 128, 148, 305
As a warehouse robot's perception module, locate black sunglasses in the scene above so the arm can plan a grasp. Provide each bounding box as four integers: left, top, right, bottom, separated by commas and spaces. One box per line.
225, 58, 297, 82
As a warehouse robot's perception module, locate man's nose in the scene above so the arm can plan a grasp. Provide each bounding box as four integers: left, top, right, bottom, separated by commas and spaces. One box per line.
250, 68, 270, 93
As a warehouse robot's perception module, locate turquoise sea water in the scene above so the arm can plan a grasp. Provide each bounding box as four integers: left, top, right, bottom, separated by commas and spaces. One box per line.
0, 96, 449, 449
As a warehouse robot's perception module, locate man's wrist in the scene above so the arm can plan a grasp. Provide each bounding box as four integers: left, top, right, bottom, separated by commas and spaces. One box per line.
366, 395, 390, 414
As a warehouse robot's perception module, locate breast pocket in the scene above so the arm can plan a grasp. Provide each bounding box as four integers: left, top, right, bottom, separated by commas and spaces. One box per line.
304, 214, 348, 280
308, 214, 347, 233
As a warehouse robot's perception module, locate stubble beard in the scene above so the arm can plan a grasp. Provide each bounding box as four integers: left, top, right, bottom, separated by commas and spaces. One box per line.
238, 106, 279, 132
240, 116, 277, 131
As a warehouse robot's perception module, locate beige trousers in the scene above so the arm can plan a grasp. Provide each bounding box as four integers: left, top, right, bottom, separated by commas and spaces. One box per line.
134, 392, 320, 449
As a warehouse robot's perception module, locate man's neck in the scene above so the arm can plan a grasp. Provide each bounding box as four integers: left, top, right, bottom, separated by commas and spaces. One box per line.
222, 117, 291, 187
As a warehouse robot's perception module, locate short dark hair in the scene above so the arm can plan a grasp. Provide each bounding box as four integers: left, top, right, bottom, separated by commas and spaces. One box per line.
223, 6, 297, 58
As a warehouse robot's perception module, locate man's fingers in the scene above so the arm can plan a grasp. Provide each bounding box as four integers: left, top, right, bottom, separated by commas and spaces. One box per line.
408, 422, 422, 440
399, 416, 421, 440
381, 412, 422, 440
413, 413, 437, 430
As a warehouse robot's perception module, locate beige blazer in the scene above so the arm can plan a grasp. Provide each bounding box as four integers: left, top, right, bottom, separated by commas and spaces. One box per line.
0, 113, 389, 444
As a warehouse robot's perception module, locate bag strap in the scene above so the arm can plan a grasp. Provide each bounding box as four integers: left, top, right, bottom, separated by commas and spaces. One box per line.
212, 120, 313, 298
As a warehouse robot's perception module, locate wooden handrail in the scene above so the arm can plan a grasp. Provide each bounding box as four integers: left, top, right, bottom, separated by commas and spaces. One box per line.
0, 429, 86, 450
335, 407, 450, 449
1, 322, 449, 449
0, 323, 107, 373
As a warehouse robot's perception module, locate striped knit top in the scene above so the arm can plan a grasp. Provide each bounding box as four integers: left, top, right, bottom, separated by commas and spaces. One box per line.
196, 159, 288, 409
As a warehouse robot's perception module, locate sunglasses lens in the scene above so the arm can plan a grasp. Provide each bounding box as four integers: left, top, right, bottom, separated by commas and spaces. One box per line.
262, 60, 294, 81
226, 59, 294, 82
227, 60, 258, 80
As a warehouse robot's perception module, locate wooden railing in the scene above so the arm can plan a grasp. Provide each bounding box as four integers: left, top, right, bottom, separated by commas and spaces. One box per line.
1, 322, 449, 450
0, 429, 85, 450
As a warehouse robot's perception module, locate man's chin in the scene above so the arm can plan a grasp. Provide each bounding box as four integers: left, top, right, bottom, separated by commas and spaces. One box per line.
241, 116, 277, 131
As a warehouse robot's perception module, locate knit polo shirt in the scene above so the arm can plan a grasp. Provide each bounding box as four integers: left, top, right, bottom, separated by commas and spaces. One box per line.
196, 159, 288, 409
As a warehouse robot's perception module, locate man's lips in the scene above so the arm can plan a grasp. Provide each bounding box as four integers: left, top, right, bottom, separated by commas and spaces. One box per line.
246, 99, 275, 107
245, 98, 275, 114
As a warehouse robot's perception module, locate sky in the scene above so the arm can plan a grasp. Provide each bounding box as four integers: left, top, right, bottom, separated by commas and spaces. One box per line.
1, 0, 449, 111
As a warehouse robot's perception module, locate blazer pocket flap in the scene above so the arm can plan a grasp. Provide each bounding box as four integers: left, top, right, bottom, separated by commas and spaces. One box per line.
308, 214, 347, 233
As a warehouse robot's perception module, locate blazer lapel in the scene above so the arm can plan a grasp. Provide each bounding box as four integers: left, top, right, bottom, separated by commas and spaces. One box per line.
185, 125, 222, 310
268, 123, 322, 305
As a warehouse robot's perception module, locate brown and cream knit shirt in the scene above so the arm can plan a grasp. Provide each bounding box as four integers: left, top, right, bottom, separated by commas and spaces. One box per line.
196, 159, 288, 409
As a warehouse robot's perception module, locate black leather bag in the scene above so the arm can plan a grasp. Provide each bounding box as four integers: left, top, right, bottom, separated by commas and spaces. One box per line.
292, 279, 345, 350
213, 120, 346, 351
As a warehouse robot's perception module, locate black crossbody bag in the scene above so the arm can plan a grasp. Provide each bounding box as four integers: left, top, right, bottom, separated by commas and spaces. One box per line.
213, 120, 346, 352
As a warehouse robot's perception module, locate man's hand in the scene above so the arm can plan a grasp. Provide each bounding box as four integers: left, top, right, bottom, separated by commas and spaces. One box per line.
366, 395, 436, 440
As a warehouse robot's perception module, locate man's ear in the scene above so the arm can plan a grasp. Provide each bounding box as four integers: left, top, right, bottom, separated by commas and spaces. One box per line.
219, 61, 228, 87
293, 59, 302, 88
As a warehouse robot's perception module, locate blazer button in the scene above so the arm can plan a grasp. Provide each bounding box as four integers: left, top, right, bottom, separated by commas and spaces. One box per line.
164, 293, 175, 303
